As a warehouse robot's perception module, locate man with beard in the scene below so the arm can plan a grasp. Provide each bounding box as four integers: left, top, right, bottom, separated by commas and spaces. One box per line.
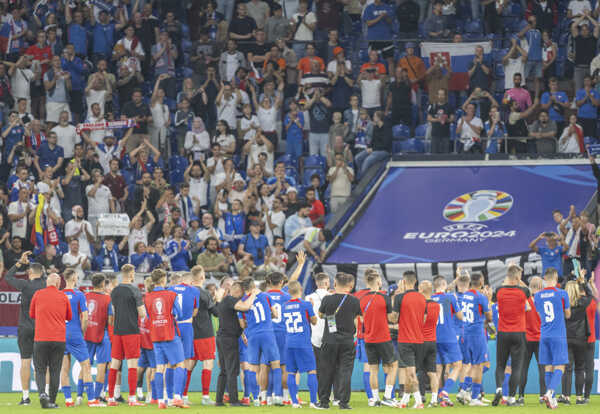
65, 205, 95, 258
103, 159, 128, 213
82, 128, 132, 174
196, 237, 228, 278
504, 73, 532, 113
133, 172, 160, 218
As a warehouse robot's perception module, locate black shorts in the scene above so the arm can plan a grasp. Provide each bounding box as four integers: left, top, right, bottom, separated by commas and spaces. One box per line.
419, 341, 437, 373
365, 341, 396, 365
369, 41, 395, 59
18, 326, 35, 359
397, 342, 420, 368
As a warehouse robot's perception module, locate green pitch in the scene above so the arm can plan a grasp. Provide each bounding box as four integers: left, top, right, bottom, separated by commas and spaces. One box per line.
0, 393, 598, 412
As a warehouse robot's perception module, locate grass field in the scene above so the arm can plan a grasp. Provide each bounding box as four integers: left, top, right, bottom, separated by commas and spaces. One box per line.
0, 393, 597, 412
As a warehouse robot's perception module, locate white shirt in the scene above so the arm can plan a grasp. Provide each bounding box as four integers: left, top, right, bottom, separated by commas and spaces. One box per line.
206, 156, 225, 175
568, 0, 592, 18
264, 210, 285, 246
258, 106, 278, 132
225, 53, 239, 82
215, 134, 236, 152
360, 79, 382, 109
328, 165, 354, 197
504, 58, 525, 90
217, 94, 237, 128
51, 124, 80, 158
117, 37, 145, 57
8, 200, 31, 239
84, 115, 107, 144
189, 176, 209, 209
128, 227, 149, 257
458, 116, 483, 151
65, 219, 94, 257
292, 11, 316, 41
327, 60, 352, 74
86, 184, 111, 216
305, 288, 329, 347
62, 251, 87, 279
240, 115, 260, 141
11, 67, 33, 99
247, 142, 274, 173
86, 89, 107, 117
151, 102, 169, 129
558, 124, 583, 153
184, 131, 211, 152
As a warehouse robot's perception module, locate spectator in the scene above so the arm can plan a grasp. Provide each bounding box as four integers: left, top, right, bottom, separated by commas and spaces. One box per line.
363, 0, 395, 71
8, 56, 34, 113
483, 105, 506, 154
243, 130, 275, 175
36, 244, 64, 275
526, 0, 558, 33
457, 103, 483, 153
358, 68, 384, 115
354, 111, 391, 178
425, 55, 452, 110
229, 3, 258, 53
327, 153, 354, 212
397, 0, 421, 33
387, 67, 414, 127
65, 7, 88, 58
196, 237, 228, 277
238, 220, 270, 266
62, 44, 85, 123
34, 131, 64, 177
425, 2, 451, 39
575, 75, 600, 136
62, 238, 91, 279
216, 84, 243, 133
297, 43, 326, 80
91, 10, 125, 64
291, 0, 317, 59
461, 88, 498, 128
185, 117, 211, 161
265, 4, 289, 43
306, 188, 325, 228
93, 237, 126, 273
214, 120, 238, 157
327, 47, 354, 113
518, 15, 543, 91
558, 114, 585, 153
165, 225, 191, 271
8, 188, 32, 241
219, 39, 246, 83
468, 46, 491, 92
483, 0, 506, 34
284, 202, 312, 245
328, 112, 348, 149
86, 169, 113, 228
104, 159, 128, 213
529, 231, 568, 281
540, 77, 569, 139
52, 111, 79, 160
428, 89, 454, 153
570, 16, 599, 92
506, 96, 540, 153
43, 56, 71, 128
305, 87, 332, 157
567, 0, 592, 21
502, 39, 528, 91
121, 89, 153, 152
528, 110, 558, 153
504, 73, 532, 112
284, 101, 305, 160
327, 135, 353, 168
542, 30, 557, 81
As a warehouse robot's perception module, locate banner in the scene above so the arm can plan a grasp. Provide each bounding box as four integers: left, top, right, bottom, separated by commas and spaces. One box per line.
97, 214, 131, 236
326, 163, 596, 286
420, 41, 492, 91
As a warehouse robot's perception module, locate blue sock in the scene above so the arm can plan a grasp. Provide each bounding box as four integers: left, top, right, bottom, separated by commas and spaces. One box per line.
383, 373, 388, 393
307, 373, 318, 404
550, 369, 563, 395
545, 372, 552, 392
62, 385, 72, 400
150, 379, 156, 400
84, 382, 93, 401
502, 373, 510, 397
77, 379, 84, 397
94, 382, 103, 400
174, 367, 186, 397
483, 366, 489, 375
267, 370, 274, 397
363, 371, 373, 399
287, 374, 298, 404
247, 371, 259, 400
443, 378, 455, 394
243, 370, 250, 398
272, 368, 283, 397
155, 373, 164, 401
165, 368, 174, 399
463, 377, 473, 391
471, 383, 481, 400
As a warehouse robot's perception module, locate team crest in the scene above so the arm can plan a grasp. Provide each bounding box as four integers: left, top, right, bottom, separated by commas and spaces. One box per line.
443, 190, 514, 223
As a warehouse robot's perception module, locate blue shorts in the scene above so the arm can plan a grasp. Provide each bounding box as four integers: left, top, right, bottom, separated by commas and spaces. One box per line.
139, 348, 157, 368
153, 336, 185, 366
285, 347, 316, 373
355, 339, 368, 363
239, 337, 248, 363
178, 322, 194, 360
274, 330, 287, 365
66, 335, 90, 362
436, 341, 463, 365
463, 335, 488, 365
86, 336, 111, 364
458, 336, 469, 364
539, 337, 568, 366
247, 332, 280, 365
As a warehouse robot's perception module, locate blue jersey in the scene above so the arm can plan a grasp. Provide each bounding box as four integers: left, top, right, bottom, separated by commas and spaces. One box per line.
164, 239, 191, 271
461, 289, 490, 337
431, 292, 460, 343
453, 291, 465, 337
243, 292, 274, 335
282, 298, 315, 348
266, 289, 292, 334
492, 303, 499, 331
534, 287, 570, 338
525, 29, 542, 61
538, 246, 564, 277
169, 284, 200, 321
64, 289, 87, 338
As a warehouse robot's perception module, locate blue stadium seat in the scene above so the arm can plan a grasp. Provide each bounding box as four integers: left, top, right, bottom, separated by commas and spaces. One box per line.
400, 138, 425, 153
303, 168, 325, 186
415, 123, 427, 138
392, 141, 403, 154
303, 155, 326, 170
493, 48, 508, 63
584, 136, 598, 147
495, 63, 505, 77
276, 154, 298, 169
465, 19, 483, 34
450, 122, 457, 141
393, 124, 411, 140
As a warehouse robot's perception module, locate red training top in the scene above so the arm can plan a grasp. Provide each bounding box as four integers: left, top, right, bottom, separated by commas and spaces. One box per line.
586, 298, 598, 343
493, 285, 530, 333
139, 315, 153, 350
360, 291, 392, 343
29, 285, 72, 342
84, 291, 111, 343
354, 289, 370, 340
308, 200, 325, 229
144, 289, 178, 342
25, 44, 53, 75
525, 297, 541, 342
423, 300, 441, 342
394, 290, 427, 344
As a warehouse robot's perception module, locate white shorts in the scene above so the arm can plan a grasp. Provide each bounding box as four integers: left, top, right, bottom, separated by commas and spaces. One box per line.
46, 101, 71, 123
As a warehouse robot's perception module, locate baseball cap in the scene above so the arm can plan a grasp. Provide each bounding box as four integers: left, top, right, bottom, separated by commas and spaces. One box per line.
405, 42, 417, 49
287, 187, 298, 193
333, 46, 344, 57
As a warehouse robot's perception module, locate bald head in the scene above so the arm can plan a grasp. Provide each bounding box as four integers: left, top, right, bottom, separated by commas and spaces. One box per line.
47, 273, 61, 288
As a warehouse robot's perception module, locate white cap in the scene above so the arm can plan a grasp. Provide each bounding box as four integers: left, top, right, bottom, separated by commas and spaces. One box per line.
37, 182, 50, 194
287, 187, 297, 193
233, 174, 244, 183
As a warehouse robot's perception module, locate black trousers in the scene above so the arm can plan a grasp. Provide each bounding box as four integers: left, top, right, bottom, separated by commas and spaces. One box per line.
518, 341, 545, 397
216, 335, 240, 403
33, 341, 65, 403
495, 332, 526, 397
563, 340, 587, 397
318, 342, 355, 405
584, 342, 595, 399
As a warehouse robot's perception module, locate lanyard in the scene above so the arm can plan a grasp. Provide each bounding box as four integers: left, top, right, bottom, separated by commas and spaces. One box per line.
334, 294, 347, 315
363, 292, 377, 313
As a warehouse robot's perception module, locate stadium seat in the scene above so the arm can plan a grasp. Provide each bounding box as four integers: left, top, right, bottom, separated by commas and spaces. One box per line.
584, 136, 598, 147
400, 138, 425, 153
393, 124, 411, 140
415, 123, 428, 138
392, 140, 403, 154
493, 48, 508, 63
495, 63, 505, 77
303, 155, 327, 170
303, 168, 325, 186
465, 19, 483, 34
276, 154, 298, 169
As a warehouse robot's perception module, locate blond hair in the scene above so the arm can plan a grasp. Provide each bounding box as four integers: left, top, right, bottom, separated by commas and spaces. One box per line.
565, 281, 581, 307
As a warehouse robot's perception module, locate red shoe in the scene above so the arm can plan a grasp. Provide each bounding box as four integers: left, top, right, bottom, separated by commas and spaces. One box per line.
128, 400, 146, 406
107, 400, 119, 407
260, 400, 267, 406
240, 397, 250, 406
150, 399, 158, 405
297, 398, 306, 405
65, 401, 75, 408
173, 399, 189, 408
158, 402, 167, 409
283, 400, 292, 405
223, 394, 230, 403
88, 400, 107, 407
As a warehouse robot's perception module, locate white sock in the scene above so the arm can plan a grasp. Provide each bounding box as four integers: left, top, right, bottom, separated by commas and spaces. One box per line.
496, 387, 502, 394
400, 393, 410, 405
66, 398, 73, 402
129, 395, 136, 402
283, 388, 290, 401
431, 393, 438, 403
384, 385, 394, 399
45, 384, 49, 395
373, 391, 380, 401
174, 394, 181, 400
137, 387, 143, 395
508, 396, 516, 404
414, 392, 422, 405
260, 390, 267, 401
115, 385, 121, 398
22, 390, 29, 399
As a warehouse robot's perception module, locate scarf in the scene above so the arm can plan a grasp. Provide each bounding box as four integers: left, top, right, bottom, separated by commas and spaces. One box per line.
102, 245, 120, 272
76, 118, 137, 134
26, 131, 46, 151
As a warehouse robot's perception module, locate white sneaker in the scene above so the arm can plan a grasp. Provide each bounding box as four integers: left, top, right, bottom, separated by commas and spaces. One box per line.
469, 399, 489, 406
75, 396, 82, 406
381, 398, 398, 407
293, 403, 302, 408
201, 396, 214, 406
267, 396, 273, 406
309, 403, 319, 409
332, 400, 339, 406
368, 398, 378, 407
167, 399, 174, 407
